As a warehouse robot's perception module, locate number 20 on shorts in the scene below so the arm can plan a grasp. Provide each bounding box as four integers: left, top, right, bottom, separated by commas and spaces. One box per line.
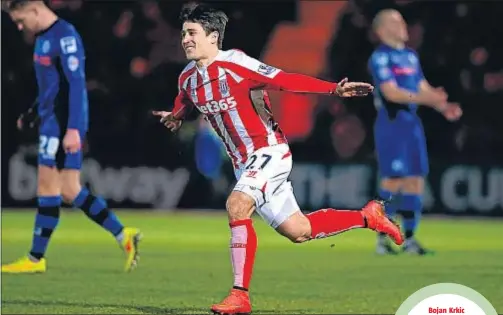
39, 135, 60, 159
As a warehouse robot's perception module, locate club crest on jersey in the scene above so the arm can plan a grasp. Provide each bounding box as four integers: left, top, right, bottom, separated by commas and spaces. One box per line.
219, 79, 229, 96
42, 40, 51, 53
257, 63, 277, 76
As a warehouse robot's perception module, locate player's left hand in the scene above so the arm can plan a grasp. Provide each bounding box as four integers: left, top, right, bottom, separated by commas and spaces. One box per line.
442, 102, 463, 121
63, 129, 82, 154
335, 78, 374, 97
17, 107, 39, 131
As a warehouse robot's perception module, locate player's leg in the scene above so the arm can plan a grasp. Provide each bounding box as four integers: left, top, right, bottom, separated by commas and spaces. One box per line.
400, 119, 432, 255
263, 182, 403, 245
211, 145, 294, 315
30, 166, 62, 264
1, 134, 63, 274
373, 117, 406, 254
210, 191, 256, 315
376, 177, 402, 254
398, 177, 430, 254
60, 145, 142, 271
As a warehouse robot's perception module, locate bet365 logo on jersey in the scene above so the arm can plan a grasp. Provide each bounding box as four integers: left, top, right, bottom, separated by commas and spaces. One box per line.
198, 96, 237, 114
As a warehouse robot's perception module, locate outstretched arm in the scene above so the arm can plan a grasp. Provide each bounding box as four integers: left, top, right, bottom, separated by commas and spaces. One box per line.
219, 50, 373, 97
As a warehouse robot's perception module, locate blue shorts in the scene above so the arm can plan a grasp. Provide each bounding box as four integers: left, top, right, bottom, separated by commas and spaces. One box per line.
374, 110, 429, 178
38, 120, 86, 170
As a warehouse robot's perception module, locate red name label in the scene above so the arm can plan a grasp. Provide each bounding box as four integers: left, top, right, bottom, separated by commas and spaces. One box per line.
429, 307, 466, 314
392, 66, 415, 75
34, 54, 52, 66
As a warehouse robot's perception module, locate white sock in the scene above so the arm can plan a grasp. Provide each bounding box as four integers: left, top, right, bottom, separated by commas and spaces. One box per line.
115, 231, 125, 243
404, 237, 415, 246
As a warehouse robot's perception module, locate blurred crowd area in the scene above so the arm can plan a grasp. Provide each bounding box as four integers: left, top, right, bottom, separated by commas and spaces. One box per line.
2, 0, 503, 169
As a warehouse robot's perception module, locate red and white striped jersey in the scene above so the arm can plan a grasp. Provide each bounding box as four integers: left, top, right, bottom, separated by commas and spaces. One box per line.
172, 49, 338, 169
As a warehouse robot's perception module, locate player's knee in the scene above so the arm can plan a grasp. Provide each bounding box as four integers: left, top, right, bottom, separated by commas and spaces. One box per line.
226, 191, 255, 222
276, 213, 312, 243
60, 170, 83, 203
37, 166, 60, 195
280, 227, 311, 243
60, 181, 82, 203
290, 233, 311, 244
38, 174, 54, 192
402, 177, 424, 194
380, 178, 403, 193
61, 185, 82, 203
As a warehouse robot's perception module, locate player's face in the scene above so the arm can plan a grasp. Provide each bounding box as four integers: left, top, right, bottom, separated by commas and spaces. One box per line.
386, 12, 409, 42
9, 7, 40, 33
181, 22, 215, 61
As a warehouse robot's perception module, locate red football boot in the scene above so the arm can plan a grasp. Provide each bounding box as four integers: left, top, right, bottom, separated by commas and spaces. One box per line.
362, 200, 404, 245
211, 288, 252, 315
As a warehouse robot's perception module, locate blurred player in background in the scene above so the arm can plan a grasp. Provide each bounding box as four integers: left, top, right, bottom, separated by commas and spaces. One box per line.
1, 0, 141, 273
153, 4, 403, 315
369, 9, 462, 255
195, 117, 227, 179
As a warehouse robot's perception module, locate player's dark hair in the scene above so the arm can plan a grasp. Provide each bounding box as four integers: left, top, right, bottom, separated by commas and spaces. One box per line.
179, 3, 229, 49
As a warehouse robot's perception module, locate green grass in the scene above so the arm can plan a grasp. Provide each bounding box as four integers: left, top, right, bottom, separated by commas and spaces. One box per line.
2, 209, 503, 314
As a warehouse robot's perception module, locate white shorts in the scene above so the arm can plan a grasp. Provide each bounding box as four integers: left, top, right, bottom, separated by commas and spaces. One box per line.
233, 144, 300, 229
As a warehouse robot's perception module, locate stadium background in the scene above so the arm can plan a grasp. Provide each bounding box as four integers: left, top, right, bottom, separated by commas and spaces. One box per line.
2, 0, 503, 216
2, 1, 503, 314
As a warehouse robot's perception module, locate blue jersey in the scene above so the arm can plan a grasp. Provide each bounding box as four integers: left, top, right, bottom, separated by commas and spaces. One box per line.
368, 44, 425, 119
33, 19, 88, 170
368, 44, 429, 177
33, 19, 88, 134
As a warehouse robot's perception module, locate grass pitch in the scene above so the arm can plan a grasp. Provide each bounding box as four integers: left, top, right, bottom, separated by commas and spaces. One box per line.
1, 209, 502, 314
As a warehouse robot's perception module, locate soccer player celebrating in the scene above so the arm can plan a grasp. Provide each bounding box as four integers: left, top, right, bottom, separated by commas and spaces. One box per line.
1, 0, 141, 273
153, 4, 404, 314
368, 9, 462, 255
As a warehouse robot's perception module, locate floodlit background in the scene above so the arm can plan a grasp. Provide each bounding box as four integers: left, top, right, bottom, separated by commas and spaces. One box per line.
2, 1, 502, 314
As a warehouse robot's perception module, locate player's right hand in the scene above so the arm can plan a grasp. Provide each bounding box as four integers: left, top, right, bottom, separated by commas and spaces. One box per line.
152, 110, 183, 132
442, 102, 463, 121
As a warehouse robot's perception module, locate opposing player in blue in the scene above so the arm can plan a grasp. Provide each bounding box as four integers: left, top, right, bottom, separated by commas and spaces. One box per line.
2, 0, 141, 273
369, 9, 462, 255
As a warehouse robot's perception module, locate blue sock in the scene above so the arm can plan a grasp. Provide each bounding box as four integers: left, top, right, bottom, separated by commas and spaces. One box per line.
73, 188, 124, 237
399, 193, 423, 239
378, 189, 398, 218
29, 196, 61, 260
